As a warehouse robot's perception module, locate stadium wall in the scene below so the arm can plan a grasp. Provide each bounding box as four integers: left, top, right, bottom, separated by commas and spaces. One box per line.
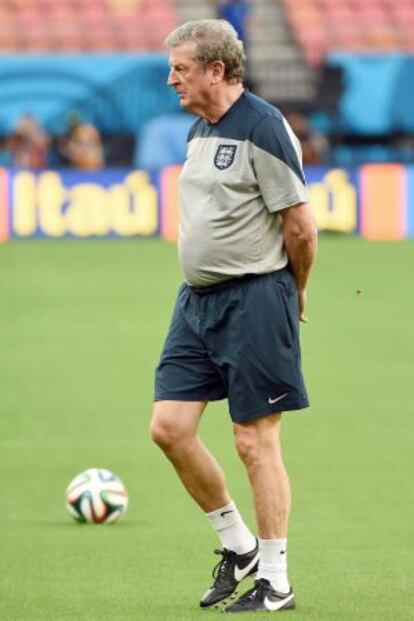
0, 164, 413, 242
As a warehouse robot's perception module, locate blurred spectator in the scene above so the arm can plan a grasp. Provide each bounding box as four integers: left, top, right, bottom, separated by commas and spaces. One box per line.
216, 0, 251, 49
6, 115, 50, 169
285, 112, 330, 165
215, 1, 254, 90
59, 119, 105, 170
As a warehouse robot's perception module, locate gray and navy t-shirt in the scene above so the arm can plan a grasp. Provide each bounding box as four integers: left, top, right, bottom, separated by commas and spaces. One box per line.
178, 91, 308, 287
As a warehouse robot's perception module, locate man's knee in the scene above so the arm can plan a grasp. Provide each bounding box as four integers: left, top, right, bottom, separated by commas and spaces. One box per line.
150, 408, 180, 451
234, 415, 282, 467
234, 425, 261, 466
149, 401, 201, 450
150, 416, 176, 450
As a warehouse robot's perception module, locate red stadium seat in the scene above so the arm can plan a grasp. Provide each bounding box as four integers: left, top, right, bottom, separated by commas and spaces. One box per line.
282, 0, 413, 64
0, 20, 21, 52
0, 0, 178, 52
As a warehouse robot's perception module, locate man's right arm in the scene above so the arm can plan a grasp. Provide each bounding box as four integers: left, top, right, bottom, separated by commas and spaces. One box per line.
280, 202, 318, 323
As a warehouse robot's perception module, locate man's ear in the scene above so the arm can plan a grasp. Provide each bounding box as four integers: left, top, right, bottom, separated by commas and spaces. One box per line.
210, 60, 226, 84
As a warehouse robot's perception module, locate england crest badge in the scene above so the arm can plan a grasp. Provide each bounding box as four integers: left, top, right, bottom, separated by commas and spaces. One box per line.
214, 144, 237, 170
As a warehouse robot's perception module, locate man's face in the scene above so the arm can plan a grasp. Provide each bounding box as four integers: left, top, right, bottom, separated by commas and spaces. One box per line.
167, 42, 213, 113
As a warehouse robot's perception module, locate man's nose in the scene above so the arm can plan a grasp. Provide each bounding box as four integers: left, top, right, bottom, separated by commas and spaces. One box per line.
167, 69, 178, 85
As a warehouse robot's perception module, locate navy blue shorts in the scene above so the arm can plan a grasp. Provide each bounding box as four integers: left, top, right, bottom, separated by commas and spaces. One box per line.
154, 268, 309, 423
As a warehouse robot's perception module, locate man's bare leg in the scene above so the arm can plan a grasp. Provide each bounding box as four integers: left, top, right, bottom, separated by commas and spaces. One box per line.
150, 400, 258, 608
234, 413, 292, 595
234, 414, 291, 539
150, 400, 230, 511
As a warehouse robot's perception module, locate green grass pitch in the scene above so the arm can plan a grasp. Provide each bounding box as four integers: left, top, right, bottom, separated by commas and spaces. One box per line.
1, 236, 413, 621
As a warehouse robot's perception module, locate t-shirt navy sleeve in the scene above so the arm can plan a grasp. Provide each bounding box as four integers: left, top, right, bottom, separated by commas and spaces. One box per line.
187, 118, 203, 143
250, 115, 308, 212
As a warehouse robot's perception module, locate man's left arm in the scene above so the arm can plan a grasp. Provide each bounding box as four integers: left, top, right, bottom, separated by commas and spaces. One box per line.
280, 202, 318, 323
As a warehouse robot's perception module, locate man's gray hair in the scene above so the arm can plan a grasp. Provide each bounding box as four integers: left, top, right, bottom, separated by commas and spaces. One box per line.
165, 19, 245, 83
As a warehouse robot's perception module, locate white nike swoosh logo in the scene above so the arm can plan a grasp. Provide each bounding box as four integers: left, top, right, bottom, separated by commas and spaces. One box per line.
264, 592, 295, 611
234, 551, 260, 582
268, 392, 288, 405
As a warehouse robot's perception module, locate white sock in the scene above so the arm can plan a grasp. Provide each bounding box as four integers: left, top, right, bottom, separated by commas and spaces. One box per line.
205, 500, 256, 555
256, 538, 290, 594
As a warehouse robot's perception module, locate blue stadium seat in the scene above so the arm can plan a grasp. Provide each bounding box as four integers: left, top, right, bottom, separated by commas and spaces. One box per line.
328, 53, 406, 135
0, 54, 180, 135
391, 57, 414, 132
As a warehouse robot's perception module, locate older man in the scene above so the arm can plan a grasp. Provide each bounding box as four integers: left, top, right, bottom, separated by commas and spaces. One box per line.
150, 19, 317, 614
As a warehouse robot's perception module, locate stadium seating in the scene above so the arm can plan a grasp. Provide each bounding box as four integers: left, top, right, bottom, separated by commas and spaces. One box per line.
282, 0, 414, 65
0, 55, 181, 135
0, 0, 178, 52
329, 53, 414, 135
